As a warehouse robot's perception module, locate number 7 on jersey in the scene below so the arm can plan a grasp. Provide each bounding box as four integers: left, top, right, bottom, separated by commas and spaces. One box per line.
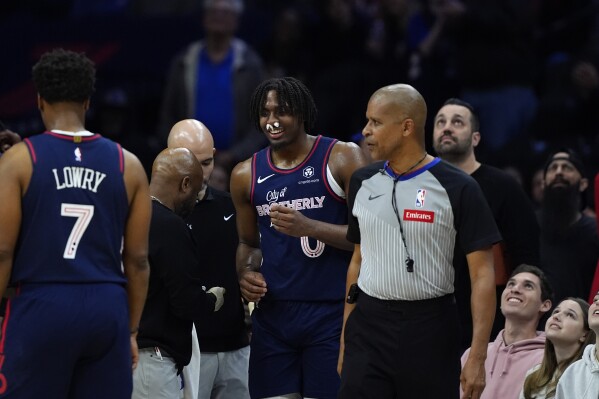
61, 203, 95, 259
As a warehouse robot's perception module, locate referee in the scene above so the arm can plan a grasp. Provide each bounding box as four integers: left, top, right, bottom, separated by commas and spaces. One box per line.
337, 84, 500, 399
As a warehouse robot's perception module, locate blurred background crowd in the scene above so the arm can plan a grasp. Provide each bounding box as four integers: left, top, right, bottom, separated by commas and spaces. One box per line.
1, 0, 598, 207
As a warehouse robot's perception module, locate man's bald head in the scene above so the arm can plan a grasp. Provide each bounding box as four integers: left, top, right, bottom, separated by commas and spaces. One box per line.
167, 119, 215, 153
363, 83, 429, 163
150, 147, 203, 218
371, 84, 427, 142
167, 119, 215, 193
152, 147, 202, 180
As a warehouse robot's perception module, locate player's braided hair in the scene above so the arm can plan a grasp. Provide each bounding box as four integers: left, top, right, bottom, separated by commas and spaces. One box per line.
249, 77, 317, 133
32, 48, 96, 104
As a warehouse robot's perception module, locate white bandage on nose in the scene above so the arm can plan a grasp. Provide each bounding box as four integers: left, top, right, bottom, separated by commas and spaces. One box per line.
266, 122, 280, 132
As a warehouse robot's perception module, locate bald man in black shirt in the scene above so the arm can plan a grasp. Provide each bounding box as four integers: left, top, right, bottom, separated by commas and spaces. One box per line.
168, 120, 250, 399
133, 148, 226, 399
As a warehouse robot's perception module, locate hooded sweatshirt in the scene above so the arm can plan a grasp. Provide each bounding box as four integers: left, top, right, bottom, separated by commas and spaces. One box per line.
556, 344, 599, 398
461, 329, 546, 399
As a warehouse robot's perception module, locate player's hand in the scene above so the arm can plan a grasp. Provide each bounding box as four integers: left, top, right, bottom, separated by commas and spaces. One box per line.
269, 203, 311, 237
460, 356, 486, 399
0, 130, 21, 153
207, 286, 226, 311
130, 334, 139, 371
238, 270, 267, 302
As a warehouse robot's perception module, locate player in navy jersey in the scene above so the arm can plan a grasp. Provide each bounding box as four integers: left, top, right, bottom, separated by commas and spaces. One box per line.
230, 77, 368, 398
0, 49, 151, 398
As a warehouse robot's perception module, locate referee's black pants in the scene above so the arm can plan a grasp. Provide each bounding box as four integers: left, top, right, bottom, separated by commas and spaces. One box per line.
338, 292, 460, 399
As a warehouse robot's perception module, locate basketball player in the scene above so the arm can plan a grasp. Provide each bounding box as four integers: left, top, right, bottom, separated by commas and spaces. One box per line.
0, 49, 151, 398
230, 77, 368, 398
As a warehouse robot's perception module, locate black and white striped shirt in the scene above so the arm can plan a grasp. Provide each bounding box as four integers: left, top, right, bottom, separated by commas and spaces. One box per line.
347, 158, 501, 301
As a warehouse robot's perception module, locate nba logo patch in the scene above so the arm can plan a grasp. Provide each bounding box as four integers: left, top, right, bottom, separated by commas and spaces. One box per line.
74, 147, 82, 162
415, 189, 426, 208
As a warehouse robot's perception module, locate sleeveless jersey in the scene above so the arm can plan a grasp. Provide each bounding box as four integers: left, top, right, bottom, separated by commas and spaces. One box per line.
12, 131, 129, 284
251, 135, 351, 301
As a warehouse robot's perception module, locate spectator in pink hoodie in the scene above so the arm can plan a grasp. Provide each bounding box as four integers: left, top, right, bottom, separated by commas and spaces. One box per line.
461, 264, 553, 399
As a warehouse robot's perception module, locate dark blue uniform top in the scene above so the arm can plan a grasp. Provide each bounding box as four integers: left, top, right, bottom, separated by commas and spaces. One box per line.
250, 135, 351, 301
12, 131, 129, 285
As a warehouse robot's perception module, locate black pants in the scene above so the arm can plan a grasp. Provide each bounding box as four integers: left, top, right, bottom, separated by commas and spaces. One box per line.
338, 293, 460, 399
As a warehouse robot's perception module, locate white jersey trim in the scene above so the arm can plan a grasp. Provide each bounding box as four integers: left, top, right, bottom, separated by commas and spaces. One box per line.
50, 129, 94, 137
326, 165, 346, 199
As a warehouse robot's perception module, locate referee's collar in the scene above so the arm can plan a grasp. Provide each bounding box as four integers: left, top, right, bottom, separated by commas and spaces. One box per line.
383, 157, 440, 181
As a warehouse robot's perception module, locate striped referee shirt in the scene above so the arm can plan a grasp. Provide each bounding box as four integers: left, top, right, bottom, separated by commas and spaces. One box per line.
347, 158, 501, 301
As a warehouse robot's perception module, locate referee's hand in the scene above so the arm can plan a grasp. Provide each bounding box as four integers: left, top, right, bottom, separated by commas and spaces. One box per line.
460, 356, 485, 399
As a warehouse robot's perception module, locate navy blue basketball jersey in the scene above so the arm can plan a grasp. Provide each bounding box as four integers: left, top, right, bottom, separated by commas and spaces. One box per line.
12, 131, 129, 284
251, 135, 351, 301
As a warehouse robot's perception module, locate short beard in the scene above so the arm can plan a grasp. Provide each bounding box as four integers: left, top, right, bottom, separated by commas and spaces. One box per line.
434, 137, 471, 164
540, 184, 581, 240
270, 140, 287, 151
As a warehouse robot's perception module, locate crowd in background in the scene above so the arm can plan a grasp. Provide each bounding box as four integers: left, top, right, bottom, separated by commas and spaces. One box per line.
1, 0, 599, 201
1, 2, 599, 395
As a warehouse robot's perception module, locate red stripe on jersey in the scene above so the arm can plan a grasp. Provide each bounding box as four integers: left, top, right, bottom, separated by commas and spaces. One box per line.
24, 138, 36, 164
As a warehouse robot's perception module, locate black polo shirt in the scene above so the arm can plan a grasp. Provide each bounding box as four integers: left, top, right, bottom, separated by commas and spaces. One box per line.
186, 186, 249, 352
